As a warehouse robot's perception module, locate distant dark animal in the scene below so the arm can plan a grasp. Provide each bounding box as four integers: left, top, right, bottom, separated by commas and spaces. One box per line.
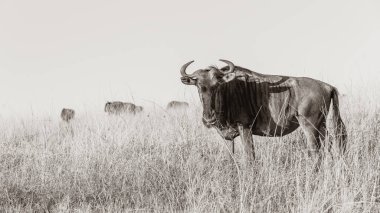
104, 101, 143, 114
61, 108, 75, 122
180, 59, 347, 165
166, 101, 189, 110
135, 105, 143, 113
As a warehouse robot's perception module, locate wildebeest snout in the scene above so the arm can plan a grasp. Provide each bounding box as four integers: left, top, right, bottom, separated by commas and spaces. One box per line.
202, 111, 216, 127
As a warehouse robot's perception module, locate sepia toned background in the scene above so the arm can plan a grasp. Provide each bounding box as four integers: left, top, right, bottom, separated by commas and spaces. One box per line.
0, 0, 379, 117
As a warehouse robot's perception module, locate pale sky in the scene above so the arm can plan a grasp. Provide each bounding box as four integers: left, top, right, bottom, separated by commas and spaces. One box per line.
0, 0, 379, 117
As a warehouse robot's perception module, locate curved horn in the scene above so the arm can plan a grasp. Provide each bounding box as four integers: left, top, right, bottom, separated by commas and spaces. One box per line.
219, 59, 235, 74
180, 60, 194, 77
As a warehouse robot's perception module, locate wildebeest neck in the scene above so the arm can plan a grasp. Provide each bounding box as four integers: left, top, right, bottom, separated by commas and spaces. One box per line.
213, 80, 260, 128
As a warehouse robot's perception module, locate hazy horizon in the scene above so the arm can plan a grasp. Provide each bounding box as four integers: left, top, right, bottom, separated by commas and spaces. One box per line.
1, 0, 379, 117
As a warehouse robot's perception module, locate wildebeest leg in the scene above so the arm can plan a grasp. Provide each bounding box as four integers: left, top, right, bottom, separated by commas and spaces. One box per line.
227, 139, 237, 201
318, 120, 327, 151
298, 117, 323, 172
230, 139, 235, 154
335, 117, 347, 154
237, 124, 255, 165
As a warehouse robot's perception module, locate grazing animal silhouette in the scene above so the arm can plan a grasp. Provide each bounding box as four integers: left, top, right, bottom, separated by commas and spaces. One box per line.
61, 108, 75, 122
166, 101, 189, 110
104, 101, 143, 115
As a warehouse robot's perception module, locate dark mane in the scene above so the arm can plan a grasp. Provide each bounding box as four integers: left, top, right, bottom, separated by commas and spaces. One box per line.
213, 79, 261, 127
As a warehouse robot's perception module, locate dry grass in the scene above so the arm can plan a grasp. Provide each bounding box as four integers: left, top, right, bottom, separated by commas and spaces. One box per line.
0, 98, 380, 212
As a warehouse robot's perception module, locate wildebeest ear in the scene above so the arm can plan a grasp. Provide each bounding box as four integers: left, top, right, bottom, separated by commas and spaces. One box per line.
181, 76, 196, 85
221, 73, 236, 83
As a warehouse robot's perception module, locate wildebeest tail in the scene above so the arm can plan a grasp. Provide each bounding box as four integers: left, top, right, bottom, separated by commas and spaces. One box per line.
330, 87, 347, 153
331, 87, 340, 118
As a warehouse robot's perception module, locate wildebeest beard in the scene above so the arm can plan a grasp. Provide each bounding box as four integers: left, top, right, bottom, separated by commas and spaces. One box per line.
212, 79, 259, 129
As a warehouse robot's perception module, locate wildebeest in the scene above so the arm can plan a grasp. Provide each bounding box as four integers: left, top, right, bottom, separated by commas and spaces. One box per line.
104, 101, 143, 114
166, 101, 189, 110
180, 59, 347, 164
61, 108, 75, 122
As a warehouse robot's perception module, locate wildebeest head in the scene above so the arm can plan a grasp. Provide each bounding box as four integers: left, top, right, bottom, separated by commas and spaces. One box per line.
135, 106, 143, 113
104, 102, 111, 112
180, 59, 240, 127
104, 101, 112, 112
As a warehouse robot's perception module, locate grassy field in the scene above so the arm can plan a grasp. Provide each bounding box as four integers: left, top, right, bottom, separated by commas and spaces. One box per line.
1, 97, 380, 212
